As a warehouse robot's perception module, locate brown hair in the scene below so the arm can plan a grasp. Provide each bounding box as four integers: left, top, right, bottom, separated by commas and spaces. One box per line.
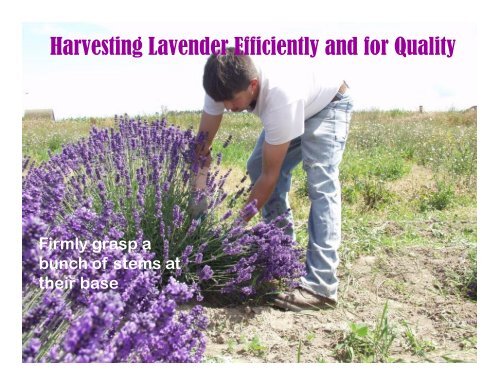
203, 48, 258, 101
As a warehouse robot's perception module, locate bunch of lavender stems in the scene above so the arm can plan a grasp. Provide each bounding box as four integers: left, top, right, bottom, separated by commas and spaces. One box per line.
22, 116, 305, 362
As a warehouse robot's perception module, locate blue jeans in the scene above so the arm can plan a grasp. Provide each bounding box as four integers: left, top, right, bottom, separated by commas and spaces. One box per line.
247, 91, 353, 301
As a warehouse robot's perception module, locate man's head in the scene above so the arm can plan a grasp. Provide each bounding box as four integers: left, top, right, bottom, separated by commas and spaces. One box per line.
203, 48, 259, 112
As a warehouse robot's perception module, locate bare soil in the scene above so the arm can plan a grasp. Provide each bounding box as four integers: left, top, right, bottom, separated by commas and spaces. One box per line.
202, 242, 476, 363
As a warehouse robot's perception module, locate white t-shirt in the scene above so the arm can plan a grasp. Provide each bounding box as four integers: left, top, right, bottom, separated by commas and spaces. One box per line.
203, 58, 343, 145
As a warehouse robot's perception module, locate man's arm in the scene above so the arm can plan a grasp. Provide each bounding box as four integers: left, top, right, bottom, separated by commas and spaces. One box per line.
191, 112, 223, 191
243, 140, 290, 222
188, 111, 222, 218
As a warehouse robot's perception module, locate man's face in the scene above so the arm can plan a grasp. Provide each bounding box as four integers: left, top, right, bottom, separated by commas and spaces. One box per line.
223, 79, 259, 113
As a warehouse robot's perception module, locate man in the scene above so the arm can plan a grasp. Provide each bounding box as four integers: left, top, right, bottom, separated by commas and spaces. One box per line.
193, 48, 353, 311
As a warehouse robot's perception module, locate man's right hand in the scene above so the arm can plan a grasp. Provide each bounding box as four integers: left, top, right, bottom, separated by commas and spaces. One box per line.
188, 162, 210, 219
188, 194, 209, 219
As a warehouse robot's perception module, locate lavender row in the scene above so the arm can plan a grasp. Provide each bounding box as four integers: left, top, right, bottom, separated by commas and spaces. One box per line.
23, 117, 305, 296
22, 117, 306, 362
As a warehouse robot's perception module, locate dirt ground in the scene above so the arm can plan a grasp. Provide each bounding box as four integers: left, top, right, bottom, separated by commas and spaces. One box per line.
202, 243, 477, 363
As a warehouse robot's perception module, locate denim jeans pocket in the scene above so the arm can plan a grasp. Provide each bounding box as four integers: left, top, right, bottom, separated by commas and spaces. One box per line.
329, 96, 353, 142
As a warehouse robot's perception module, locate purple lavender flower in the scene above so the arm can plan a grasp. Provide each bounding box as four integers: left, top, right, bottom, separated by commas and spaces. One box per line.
194, 253, 204, 264
22, 338, 41, 362
240, 286, 255, 296
221, 212, 232, 227
172, 205, 183, 228
181, 245, 193, 265
240, 199, 259, 220
198, 265, 213, 281
187, 219, 201, 235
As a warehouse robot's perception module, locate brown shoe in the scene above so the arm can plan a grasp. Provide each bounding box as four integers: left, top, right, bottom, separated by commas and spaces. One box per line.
271, 287, 337, 312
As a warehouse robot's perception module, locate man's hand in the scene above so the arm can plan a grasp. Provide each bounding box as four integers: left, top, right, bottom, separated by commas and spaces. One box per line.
188, 169, 210, 219
191, 156, 211, 190
243, 140, 290, 222
195, 112, 222, 159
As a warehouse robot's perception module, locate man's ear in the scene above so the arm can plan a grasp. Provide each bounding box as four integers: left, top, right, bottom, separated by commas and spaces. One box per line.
249, 78, 258, 93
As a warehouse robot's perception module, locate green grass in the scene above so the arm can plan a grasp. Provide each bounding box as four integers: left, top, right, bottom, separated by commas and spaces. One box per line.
463, 249, 477, 300
418, 179, 456, 211
333, 301, 397, 362
402, 321, 436, 358
443, 248, 477, 300
246, 335, 267, 358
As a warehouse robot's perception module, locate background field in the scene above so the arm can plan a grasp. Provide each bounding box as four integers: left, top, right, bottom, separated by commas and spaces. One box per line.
22, 109, 477, 362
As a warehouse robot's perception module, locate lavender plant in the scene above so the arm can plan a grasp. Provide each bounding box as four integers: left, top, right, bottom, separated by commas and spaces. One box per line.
22, 116, 305, 362
23, 116, 305, 296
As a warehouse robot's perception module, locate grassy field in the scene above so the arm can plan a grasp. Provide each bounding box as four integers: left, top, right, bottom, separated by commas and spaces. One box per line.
22, 109, 477, 362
